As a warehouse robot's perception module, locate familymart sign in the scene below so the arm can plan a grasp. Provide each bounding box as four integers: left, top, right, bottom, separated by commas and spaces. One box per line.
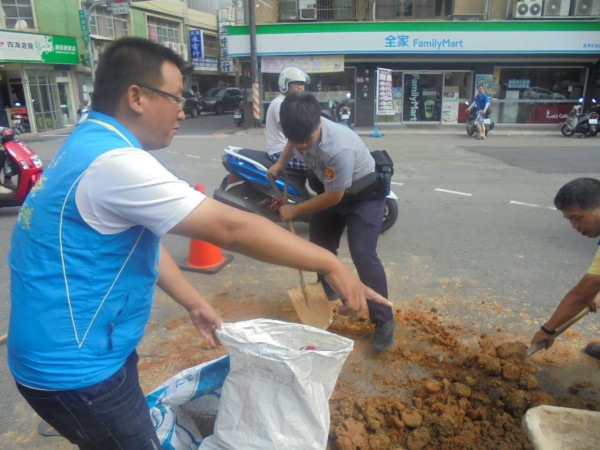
0, 31, 79, 64
226, 21, 600, 56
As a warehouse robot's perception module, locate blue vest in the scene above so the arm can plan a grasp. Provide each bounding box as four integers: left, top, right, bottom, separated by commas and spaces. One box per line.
8, 112, 160, 390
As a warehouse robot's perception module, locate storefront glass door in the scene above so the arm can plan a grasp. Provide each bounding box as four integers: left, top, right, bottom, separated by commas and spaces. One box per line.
26, 68, 60, 132
403, 73, 443, 123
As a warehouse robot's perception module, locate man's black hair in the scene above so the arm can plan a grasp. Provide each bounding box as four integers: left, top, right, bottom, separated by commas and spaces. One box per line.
92, 37, 186, 115
554, 178, 600, 211
279, 92, 321, 143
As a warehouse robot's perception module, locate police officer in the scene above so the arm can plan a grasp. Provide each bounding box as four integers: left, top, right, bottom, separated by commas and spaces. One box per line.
268, 92, 395, 351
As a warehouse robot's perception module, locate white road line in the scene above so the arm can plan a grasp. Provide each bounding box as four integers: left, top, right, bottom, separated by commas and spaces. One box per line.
186, 154, 201, 159
434, 188, 472, 197
509, 200, 556, 210
391, 181, 404, 186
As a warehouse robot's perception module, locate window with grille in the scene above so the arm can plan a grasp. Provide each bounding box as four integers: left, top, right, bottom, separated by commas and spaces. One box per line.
89, 6, 129, 38
1, 0, 34, 29
374, 0, 452, 19
279, 0, 356, 21
202, 33, 218, 59
147, 16, 180, 44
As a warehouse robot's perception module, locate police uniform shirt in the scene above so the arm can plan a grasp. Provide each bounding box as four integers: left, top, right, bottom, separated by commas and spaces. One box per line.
300, 119, 374, 193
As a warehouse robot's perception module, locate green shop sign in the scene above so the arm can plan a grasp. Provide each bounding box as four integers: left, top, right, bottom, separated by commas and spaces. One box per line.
0, 31, 79, 64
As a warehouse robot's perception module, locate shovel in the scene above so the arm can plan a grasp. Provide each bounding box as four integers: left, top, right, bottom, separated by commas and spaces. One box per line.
268, 175, 333, 329
527, 306, 591, 357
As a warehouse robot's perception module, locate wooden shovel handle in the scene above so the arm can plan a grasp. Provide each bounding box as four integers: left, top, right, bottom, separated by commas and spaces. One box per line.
527, 306, 591, 357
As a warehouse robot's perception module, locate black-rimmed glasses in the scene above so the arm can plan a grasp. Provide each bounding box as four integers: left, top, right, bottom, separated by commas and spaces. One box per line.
138, 83, 186, 111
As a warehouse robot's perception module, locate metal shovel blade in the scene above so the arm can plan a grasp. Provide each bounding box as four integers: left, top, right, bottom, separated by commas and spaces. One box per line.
288, 282, 333, 330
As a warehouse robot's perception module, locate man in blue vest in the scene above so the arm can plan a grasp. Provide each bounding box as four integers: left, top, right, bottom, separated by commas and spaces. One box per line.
7, 37, 390, 449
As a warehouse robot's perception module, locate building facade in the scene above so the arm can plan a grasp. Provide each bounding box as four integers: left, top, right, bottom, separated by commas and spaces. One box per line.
227, 0, 600, 128
0, 0, 233, 133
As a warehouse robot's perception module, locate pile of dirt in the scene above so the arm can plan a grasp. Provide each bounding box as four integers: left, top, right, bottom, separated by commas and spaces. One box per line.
138, 297, 600, 449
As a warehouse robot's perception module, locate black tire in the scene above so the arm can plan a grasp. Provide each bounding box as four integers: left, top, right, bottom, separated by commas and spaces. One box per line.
189, 107, 199, 118
584, 126, 594, 137
216, 104, 224, 115
466, 124, 475, 136
561, 124, 575, 137
381, 198, 398, 233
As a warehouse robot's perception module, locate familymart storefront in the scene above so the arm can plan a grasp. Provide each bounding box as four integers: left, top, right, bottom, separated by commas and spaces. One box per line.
227, 21, 600, 128
0, 31, 80, 133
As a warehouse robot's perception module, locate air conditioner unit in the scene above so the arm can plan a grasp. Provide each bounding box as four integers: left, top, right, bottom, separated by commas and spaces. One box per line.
544, 0, 572, 15
178, 43, 188, 61
299, 6, 317, 20
514, 0, 544, 18
573, 0, 600, 15
298, 0, 317, 20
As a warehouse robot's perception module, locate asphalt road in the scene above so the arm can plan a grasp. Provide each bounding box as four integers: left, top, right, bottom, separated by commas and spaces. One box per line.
1, 113, 599, 448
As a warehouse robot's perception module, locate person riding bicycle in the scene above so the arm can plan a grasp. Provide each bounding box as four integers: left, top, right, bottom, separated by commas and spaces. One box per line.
467, 85, 490, 140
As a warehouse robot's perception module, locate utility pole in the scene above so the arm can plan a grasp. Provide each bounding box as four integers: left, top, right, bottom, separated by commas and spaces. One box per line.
248, 0, 261, 127
80, 0, 105, 85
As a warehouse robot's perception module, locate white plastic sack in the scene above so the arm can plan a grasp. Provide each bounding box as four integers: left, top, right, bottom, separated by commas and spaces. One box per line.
200, 318, 354, 450
146, 355, 230, 450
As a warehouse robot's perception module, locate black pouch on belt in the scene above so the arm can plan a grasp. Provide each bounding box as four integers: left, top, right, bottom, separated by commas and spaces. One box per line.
371, 150, 394, 196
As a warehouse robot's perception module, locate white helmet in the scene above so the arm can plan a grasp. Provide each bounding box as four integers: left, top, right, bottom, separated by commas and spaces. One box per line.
278, 67, 310, 94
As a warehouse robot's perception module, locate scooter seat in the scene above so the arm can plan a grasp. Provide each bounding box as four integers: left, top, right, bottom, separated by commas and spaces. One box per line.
238, 148, 274, 168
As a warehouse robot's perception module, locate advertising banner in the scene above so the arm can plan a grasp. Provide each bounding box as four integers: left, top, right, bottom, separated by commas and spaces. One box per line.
0, 31, 78, 64
376, 68, 394, 116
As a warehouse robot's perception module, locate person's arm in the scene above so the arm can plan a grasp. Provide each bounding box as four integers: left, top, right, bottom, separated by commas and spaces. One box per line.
267, 141, 295, 180
530, 273, 600, 349
279, 190, 344, 222
157, 243, 221, 346
169, 198, 392, 320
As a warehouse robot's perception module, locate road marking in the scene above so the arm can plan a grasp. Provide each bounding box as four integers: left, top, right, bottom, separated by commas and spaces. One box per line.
509, 200, 556, 210
391, 181, 404, 186
186, 154, 201, 159
212, 124, 235, 137
434, 188, 472, 197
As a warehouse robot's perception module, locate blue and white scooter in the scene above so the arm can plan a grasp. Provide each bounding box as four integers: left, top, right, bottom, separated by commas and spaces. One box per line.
213, 145, 398, 233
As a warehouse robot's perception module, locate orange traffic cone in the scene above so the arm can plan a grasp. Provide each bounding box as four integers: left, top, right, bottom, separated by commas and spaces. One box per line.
179, 184, 233, 274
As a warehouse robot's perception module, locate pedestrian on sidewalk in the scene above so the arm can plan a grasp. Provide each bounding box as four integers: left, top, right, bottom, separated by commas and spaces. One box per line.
467, 85, 490, 140
7, 37, 391, 449
530, 178, 600, 357
268, 92, 395, 352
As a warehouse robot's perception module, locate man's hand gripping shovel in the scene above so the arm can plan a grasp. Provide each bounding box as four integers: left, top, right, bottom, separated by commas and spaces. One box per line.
527, 306, 592, 357
268, 174, 333, 329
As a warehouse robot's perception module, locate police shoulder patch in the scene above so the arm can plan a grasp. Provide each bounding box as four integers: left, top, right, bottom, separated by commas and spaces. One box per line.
325, 167, 335, 181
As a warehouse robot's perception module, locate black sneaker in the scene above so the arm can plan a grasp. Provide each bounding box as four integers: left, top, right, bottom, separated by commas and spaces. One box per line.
372, 319, 395, 351
321, 281, 340, 301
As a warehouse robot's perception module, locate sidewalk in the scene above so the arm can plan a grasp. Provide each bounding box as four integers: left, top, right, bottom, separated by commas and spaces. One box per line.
232, 122, 560, 137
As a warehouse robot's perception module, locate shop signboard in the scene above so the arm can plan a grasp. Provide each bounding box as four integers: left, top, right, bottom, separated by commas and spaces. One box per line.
532, 104, 572, 124
227, 22, 600, 57
376, 68, 394, 116
0, 31, 78, 64
261, 55, 344, 74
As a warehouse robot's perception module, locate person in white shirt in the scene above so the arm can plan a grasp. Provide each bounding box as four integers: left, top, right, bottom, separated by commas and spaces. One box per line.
266, 67, 310, 169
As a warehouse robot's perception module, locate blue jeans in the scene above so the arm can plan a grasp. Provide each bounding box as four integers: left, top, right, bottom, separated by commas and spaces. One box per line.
15, 351, 160, 450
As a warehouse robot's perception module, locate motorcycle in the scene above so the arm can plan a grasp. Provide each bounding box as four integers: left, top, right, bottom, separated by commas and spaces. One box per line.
213, 145, 399, 233
0, 127, 43, 208
11, 102, 31, 134
233, 101, 244, 127
464, 100, 495, 137
561, 98, 598, 137
324, 92, 353, 129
